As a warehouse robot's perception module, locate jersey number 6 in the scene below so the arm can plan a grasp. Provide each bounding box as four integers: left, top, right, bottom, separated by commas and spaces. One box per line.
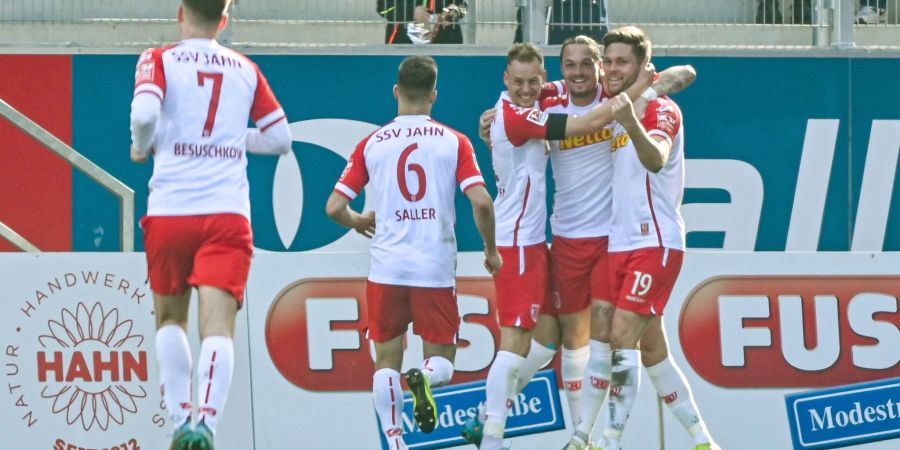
397, 143, 427, 202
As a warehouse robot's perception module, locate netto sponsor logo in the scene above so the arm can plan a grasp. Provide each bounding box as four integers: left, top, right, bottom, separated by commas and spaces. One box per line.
680, 276, 900, 387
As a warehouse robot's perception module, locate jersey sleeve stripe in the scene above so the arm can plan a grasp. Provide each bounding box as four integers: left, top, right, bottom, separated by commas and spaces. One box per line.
334, 183, 358, 200
647, 129, 674, 144
134, 84, 164, 101
260, 115, 286, 133
459, 176, 486, 192
256, 108, 286, 129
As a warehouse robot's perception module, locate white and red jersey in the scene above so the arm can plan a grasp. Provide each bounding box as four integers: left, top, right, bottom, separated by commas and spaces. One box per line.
133, 38, 286, 219
609, 97, 685, 252
335, 115, 484, 288
544, 80, 615, 239
490, 92, 564, 247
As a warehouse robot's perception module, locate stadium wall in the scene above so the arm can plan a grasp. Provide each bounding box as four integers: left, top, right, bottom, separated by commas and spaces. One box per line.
1, 252, 898, 449
1, 54, 899, 449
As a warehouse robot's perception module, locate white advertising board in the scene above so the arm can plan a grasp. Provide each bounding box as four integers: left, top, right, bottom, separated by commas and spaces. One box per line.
2, 252, 898, 450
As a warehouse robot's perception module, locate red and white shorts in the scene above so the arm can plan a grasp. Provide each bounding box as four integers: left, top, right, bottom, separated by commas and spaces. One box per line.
141, 213, 253, 304
550, 235, 611, 314
608, 247, 684, 316
365, 281, 459, 344
493, 243, 550, 330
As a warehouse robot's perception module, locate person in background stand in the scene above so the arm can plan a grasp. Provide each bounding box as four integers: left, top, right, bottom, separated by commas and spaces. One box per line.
378, 0, 468, 44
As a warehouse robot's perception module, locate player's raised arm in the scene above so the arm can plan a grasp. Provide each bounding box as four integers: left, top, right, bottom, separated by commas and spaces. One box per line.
610, 93, 671, 173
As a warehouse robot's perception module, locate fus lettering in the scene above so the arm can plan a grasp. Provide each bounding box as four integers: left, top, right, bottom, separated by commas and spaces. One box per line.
395, 208, 436, 221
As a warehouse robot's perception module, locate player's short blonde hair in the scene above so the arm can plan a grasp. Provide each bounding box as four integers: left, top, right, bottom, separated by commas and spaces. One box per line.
507, 43, 544, 67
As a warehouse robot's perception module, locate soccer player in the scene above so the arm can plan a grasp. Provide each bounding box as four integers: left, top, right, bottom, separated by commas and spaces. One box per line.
547, 35, 713, 450
472, 37, 698, 438
325, 55, 502, 450
566, 26, 718, 450
129, 1, 291, 449
462, 42, 657, 450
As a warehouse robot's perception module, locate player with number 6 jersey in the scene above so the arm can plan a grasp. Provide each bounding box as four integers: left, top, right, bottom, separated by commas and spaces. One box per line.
326, 56, 500, 450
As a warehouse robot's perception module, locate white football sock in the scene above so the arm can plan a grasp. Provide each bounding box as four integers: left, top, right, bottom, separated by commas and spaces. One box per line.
647, 358, 711, 445
514, 340, 556, 393
575, 340, 612, 436
155, 324, 192, 429
421, 356, 454, 387
561, 345, 590, 425
196, 335, 234, 434
605, 349, 640, 442
482, 351, 525, 450
373, 368, 407, 450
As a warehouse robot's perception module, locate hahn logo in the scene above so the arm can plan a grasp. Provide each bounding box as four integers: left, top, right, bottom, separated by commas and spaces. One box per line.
680, 276, 900, 387
4, 269, 163, 450
265, 277, 504, 391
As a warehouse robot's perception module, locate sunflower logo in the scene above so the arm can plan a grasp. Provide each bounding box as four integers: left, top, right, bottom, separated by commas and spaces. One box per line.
37, 301, 149, 431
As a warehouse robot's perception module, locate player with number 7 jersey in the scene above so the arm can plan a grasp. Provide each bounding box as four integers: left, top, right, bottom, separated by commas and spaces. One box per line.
129, 2, 292, 449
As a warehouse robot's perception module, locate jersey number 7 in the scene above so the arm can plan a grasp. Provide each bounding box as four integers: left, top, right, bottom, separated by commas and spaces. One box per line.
197, 71, 223, 137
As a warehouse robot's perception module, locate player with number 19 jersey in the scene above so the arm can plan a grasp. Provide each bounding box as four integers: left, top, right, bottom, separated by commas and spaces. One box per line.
134, 38, 286, 219
335, 115, 485, 288
609, 96, 685, 316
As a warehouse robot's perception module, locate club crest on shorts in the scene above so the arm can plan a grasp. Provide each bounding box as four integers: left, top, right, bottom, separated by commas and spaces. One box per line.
531, 304, 540, 323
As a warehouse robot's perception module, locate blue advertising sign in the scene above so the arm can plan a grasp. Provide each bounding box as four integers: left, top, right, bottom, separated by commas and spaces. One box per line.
377, 369, 564, 450
65, 55, 900, 253
785, 377, 900, 449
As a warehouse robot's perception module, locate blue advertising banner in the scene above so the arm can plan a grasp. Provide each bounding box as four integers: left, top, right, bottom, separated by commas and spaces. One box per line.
785, 377, 900, 449
65, 54, 900, 253
377, 369, 564, 449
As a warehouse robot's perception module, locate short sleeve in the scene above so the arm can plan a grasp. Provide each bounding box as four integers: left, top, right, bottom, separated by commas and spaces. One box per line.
455, 135, 485, 192
334, 137, 371, 199
641, 98, 681, 144
134, 48, 166, 101
250, 66, 286, 131
502, 100, 552, 147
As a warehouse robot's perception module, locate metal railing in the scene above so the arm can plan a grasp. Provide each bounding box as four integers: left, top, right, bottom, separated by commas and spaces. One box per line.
0, 1, 897, 49
0, 98, 134, 252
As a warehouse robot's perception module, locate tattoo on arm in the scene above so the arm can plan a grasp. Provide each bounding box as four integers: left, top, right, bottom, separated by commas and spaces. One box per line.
652, 65, 696, 96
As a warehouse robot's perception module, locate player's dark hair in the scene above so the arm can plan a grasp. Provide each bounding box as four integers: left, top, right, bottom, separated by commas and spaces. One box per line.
507, 43, 544, 66
560, 35, 601, 61
183, 0, 229, 27
397, 56, 438, 103
601, 26, 651, 63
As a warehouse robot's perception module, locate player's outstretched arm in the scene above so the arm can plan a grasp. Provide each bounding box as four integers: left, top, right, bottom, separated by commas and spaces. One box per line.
561, 63, 656, 137
325, 192, 376, 238
465, 185, 502, 275
609, 93, 671, 173
246, 119, 292, 155
631, 64, 697, 118
651, 64, 696, 97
